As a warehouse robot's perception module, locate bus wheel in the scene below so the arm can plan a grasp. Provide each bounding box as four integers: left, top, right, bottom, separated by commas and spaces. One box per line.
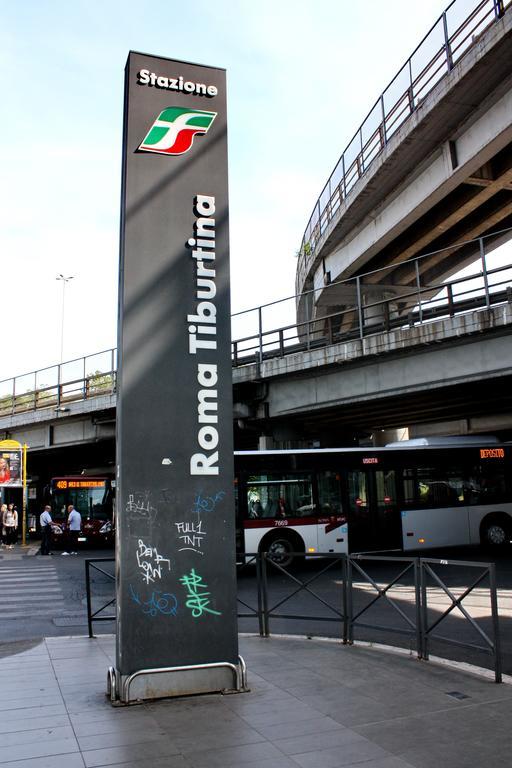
481, 517, 510, 548
261, 535, 301, 569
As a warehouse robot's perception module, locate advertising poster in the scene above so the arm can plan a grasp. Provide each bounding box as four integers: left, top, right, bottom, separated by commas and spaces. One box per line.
0, 450, 22, 487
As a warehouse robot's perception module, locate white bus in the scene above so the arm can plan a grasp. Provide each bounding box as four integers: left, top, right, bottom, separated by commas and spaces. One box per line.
234, 438, 512, 565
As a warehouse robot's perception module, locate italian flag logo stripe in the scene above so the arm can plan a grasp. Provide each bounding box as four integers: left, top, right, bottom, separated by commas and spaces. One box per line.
138, 107, 217, 156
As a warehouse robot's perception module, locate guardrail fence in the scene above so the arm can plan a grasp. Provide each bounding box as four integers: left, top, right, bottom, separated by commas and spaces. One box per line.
86, 552, 503, 682
420, 557, 502, 680
260, 553, 348, 639
236, 553, 265, 636
85, 558, 116, 639
346, 555, 422, 651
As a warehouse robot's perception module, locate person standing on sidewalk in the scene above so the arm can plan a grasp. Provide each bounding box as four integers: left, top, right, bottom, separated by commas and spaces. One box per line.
0, 503, 6, 547
40, 505, 53, 556
2, 503, 18, 548
67, 504, 82, 554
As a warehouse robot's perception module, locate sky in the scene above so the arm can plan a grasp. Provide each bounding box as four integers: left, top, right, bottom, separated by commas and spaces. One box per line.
1, 0, 458, 383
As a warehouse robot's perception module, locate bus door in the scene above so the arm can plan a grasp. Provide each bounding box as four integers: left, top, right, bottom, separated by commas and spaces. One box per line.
347, 467, 401, 552
316, 470, 348, 555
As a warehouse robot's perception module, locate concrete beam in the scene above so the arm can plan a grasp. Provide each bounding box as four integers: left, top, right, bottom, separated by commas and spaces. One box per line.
264, 331, 512, 418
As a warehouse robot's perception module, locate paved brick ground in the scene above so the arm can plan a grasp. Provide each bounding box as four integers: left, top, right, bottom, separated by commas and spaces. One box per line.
1, 634, 511, 767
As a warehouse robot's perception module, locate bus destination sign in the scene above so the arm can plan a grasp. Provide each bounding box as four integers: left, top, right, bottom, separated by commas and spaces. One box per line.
55, 480, 106, 490
480, 448, 505, 459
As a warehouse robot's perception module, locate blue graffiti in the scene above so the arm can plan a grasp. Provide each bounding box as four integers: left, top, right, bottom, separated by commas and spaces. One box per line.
129, 584, 178, 618
192, 491, 225, 515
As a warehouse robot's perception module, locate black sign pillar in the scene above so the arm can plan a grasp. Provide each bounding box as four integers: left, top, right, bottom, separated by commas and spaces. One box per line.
111, 52, 243, 703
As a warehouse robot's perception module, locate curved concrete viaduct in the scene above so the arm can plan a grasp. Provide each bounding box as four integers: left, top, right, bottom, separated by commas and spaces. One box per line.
233, 303, 512, 446
297, 7, 512, 333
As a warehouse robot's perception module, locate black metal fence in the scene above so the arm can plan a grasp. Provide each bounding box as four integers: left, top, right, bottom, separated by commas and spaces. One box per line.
85, 558, 116, 639
85, 552, 502, 682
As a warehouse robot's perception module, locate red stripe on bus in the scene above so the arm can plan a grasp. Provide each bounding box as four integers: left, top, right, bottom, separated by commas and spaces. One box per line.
244, 516, 318, 528
244, 515, 346, 530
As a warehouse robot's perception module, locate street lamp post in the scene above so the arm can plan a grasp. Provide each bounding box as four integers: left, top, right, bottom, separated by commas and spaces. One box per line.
56, 274, 74, 364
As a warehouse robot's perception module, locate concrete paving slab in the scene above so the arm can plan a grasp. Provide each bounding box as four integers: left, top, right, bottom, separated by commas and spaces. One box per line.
0, 755, 86, 768
0, 633, 511, 768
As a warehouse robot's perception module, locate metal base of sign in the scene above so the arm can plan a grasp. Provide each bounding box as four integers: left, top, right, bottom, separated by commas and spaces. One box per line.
107, 656, 247, 704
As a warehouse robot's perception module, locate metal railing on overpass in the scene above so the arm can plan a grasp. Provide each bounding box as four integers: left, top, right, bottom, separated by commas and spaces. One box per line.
298, 0, 511, 271
1, 230, 511, 418
0, 347, 117, 419
233, 228, 512, 366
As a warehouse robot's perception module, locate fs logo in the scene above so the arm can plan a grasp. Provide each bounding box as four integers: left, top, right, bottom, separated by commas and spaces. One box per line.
138, 107, 216, 156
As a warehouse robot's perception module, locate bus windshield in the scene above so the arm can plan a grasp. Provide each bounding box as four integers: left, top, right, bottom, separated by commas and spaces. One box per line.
51, 479, 113, 521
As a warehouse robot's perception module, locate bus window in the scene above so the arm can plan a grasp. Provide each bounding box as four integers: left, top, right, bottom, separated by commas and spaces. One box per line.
317, 471, 342, 515
403, 468, 465, 508
246, 475, 314, 519
466, 465, 507, 505
402, 469, 416, 505
376, 470, 395, 507
348, 471, 368, 510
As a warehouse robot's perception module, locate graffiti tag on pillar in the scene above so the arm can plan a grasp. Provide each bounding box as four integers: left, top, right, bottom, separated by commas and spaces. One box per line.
191, 490, 225, 515
179, 568, 221, 618
126, 492, 158, 522
136, 539, 172, 583
175, 520, 206, 554
129, 584, 178, 618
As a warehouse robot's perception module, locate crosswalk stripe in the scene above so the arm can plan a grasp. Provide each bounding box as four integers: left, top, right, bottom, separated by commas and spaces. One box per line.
0, 572, 60, 580
0, 562, 57, 567
0, 568, 59, 572
0, 583, 61, 590
1, 594, 65, 603
0, 564, 56, 568
0, 578, 59, 582
0, 565, 55, 576
0, 572, 59, 579
0, 563, 68, 619
0, 564, 58, 570
0, 584, 63, 591
0, 599, 64, 616
0, 577, 61, 584
0, 610, 68, 619
0, 591, 64, 601
0, 590, 62, 610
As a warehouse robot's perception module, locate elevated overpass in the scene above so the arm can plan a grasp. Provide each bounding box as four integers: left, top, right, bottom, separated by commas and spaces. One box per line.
296, 0, 512, 336
2, 0, 512, 474
1, 237, 511, 466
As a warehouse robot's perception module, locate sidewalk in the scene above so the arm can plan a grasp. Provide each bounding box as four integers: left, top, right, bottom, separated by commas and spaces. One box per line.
1, 634, 512, 768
